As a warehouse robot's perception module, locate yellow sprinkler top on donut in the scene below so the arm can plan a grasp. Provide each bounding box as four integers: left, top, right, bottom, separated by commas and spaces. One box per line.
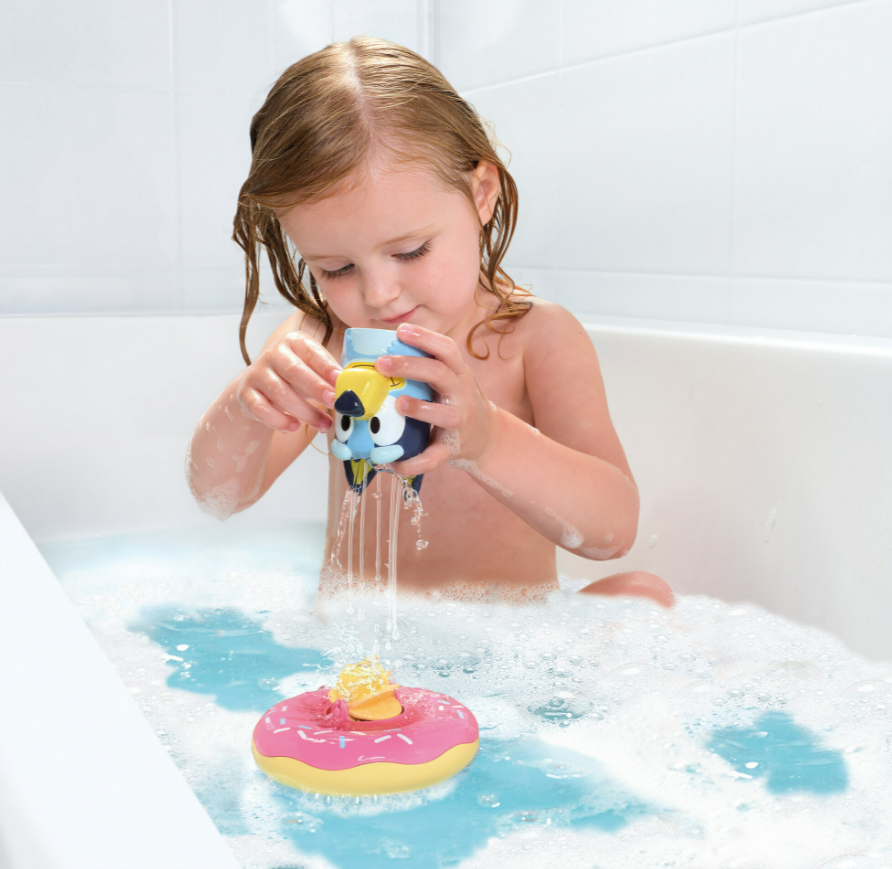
328, 656, 402, 721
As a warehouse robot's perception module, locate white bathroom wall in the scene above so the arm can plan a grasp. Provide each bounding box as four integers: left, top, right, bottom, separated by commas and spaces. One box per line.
444, 0, 892, 337
2, 1, 890, 339
0, 0, 431, 316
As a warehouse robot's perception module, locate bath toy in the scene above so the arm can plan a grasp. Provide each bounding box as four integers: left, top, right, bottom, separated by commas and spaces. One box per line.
252, 656, 479, 796
331, 328, 433, 495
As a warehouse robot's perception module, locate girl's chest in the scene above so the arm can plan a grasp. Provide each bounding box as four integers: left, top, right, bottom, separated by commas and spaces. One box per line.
464, 340, 533, 425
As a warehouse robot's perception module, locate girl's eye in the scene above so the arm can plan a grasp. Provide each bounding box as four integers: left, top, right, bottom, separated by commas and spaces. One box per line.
317, 242, 429, 279
395, 241, 430, 262
319, 263, 353, 280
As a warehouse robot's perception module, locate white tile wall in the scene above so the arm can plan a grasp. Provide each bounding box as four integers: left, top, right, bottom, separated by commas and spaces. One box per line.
272, 0, 335, 70
560, 272, 730, 323
467, 74, 561, 271
740, 0, 867, 27
437, 0, 561, 91
332, 0, 425, 55
730, 277, 892, 335
0, 0, 171, 89
174, 0, 274, 94
506, 267, 558, 300
558, 34, 737, 275
0, 269, 177, 314
562, 0, 738, 68
0, 83, 177, 271
2, 0, 892, 340
176, 89, 258, 309
732, 1, 892, 282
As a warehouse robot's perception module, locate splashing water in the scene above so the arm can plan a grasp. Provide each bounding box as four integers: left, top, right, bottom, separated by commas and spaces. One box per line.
329, 471, 427, 642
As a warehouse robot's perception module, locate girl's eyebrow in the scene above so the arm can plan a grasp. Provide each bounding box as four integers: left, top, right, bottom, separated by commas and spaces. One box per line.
302, 226, 435, 261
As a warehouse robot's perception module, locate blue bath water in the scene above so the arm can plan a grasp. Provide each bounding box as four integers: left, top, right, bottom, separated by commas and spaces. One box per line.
42, 524, 892, 868
707, 710, 847, 795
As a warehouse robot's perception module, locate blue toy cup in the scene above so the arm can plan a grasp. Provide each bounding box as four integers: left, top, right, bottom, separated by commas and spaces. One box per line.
330, 328, 433, 495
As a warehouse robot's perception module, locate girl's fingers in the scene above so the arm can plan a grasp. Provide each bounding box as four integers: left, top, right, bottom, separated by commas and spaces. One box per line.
240, 387, 300, 432
375, 354, 457, 396
272, 348, 338, 409
243, 377, 332, 433
285, 333, 342, 386
389, 440, 453, 477
396, 323, 467, 374
395, 395, 461, 429
394, 323, 466, 374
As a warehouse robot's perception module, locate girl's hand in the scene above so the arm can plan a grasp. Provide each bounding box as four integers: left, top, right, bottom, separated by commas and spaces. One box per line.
236, 331, 341, 434
374, 323, 495, 476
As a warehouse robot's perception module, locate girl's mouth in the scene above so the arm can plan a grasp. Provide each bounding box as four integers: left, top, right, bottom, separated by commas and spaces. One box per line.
379, 306, 419, 325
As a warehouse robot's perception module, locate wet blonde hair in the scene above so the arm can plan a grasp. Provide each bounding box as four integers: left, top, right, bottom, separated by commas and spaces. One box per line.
232, 36, 529, 364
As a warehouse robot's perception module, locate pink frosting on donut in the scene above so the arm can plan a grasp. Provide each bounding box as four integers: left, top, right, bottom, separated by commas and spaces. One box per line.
253, 686, 478, 771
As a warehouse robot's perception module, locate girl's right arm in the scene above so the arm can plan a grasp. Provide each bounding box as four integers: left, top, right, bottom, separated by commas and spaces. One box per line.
186, 312, 340, 520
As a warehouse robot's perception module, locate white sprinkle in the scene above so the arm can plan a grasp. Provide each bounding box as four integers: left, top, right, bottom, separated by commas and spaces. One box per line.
273, 727, 290, 734
374, 735, 392, 743
176, 644, 189, 651
745, 762, 759, 769
397, 734, 413, 744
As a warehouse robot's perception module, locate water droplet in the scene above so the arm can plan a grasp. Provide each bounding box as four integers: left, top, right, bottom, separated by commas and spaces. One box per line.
416, 539, 429, 550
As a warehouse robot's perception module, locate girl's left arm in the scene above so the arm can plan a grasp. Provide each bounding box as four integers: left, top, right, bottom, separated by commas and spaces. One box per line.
381, 310, 639, 559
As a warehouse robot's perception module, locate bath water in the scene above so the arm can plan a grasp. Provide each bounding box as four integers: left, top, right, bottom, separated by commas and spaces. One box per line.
42, 523, 892, 869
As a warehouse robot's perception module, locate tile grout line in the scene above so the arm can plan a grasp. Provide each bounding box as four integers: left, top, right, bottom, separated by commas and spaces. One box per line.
169, 0, 184, 310
726, 0, 742, 325
555, 0, 563, 289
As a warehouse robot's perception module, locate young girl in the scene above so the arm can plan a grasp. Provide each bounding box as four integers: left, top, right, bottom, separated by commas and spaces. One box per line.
187, 37, 671, 607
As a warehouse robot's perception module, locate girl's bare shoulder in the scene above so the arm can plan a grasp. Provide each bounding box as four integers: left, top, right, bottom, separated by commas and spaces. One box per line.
260, 308, 335, 353
508, 295, 590, 348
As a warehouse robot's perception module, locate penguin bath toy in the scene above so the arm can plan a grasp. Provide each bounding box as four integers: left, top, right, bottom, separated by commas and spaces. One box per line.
331, 329, 433, 495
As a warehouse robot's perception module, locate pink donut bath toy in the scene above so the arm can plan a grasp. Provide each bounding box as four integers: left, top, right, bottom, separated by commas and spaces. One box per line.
252, 657, 479, 796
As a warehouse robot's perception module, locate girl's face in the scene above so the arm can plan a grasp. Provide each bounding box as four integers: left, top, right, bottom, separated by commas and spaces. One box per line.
278, 161, 500, 340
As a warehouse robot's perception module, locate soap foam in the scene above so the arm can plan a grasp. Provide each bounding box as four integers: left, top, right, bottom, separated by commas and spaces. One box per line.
44, 526, 892, 869
544, 507, 585, 550
448, 458, 514, 498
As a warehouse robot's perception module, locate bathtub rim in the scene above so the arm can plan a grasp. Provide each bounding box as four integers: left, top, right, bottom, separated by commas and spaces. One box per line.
0, 489, 241, 869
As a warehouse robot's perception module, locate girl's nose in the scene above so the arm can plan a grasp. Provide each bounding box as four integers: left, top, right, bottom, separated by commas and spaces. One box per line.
361, 272, 400, 308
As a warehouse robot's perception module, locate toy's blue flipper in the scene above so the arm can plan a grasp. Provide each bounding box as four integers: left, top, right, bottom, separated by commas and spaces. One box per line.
405, 474, 423, 497
345, 459, 377, 494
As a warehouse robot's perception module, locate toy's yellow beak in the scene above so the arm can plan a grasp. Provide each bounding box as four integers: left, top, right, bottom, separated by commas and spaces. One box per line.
334, 363, 404, 420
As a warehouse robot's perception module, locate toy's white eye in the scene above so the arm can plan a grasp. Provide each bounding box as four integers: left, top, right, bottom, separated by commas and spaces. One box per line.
335, 413, 353, 443
369, 394, 405, 446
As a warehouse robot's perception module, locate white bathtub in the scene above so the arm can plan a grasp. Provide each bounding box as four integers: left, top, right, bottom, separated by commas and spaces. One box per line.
1, 311, 890, 868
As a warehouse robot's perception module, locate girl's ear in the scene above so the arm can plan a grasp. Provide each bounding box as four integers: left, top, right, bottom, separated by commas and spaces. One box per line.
470, 161, 501, 225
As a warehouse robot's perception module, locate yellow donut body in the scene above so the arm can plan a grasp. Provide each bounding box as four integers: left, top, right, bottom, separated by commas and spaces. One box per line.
252, 738, 479, 797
